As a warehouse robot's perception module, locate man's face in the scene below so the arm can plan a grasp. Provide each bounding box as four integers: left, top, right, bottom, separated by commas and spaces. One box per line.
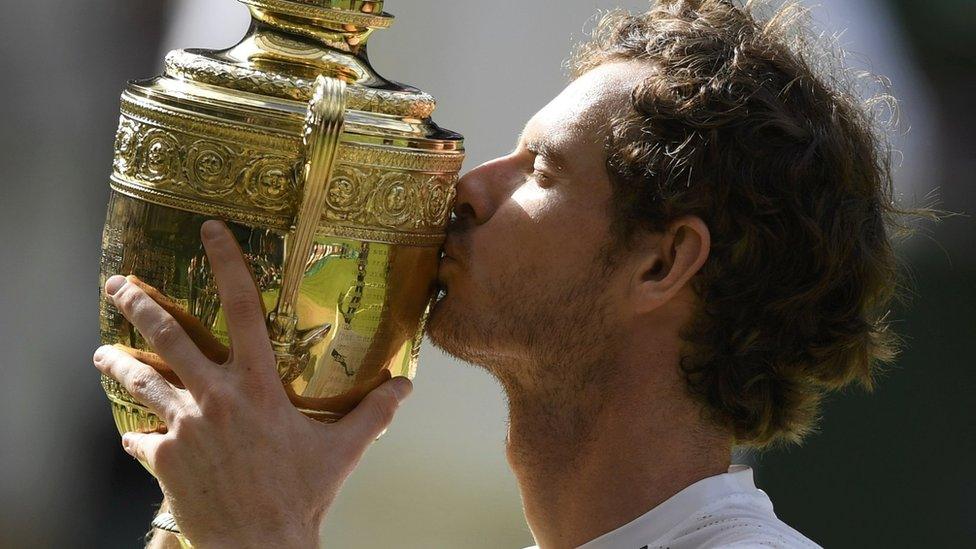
427, 62, 640, 392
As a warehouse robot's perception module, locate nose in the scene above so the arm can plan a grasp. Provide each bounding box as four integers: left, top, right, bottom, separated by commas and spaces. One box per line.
452, 154, 521, 226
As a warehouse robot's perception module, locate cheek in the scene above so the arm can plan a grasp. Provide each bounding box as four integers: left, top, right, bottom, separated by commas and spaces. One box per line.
462, 185, 610, 291
510, 183, 557, 222
474, 215, 594, 290
475, 194, 560, 269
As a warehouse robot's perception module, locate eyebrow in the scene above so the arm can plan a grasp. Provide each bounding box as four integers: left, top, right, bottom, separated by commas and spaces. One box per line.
520, 132, 567, 171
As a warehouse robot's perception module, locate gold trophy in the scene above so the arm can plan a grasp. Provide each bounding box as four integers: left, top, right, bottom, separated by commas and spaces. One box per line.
98, 0, 463, 542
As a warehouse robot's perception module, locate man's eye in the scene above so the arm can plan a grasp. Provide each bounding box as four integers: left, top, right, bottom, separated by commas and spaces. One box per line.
531, 169, 552, 186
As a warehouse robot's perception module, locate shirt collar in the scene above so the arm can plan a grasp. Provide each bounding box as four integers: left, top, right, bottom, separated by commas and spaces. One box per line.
576, 465, 760, 549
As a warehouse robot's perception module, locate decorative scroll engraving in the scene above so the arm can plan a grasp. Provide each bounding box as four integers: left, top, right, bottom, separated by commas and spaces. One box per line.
164, 50, 435, 119
324, 165, 456, 230
242, 157, 300, 211
186, 140, 237, 197
137, 129, 182, 184
113, 117, 302, 213
424, 176, 454, 225
374, 172, 413, 227
111, 110, 461, 244
326, 166, 369, 213
113, 117, 138, 174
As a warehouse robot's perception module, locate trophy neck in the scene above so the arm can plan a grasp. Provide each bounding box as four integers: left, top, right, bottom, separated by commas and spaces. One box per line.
161, 0, 442, 120
238, 0, 393, 50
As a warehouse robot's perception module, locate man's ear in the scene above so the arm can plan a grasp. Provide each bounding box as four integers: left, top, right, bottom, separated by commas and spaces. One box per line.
630, 216, 710, 313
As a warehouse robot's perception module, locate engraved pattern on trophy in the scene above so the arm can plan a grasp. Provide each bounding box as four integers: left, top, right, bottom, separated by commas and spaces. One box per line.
241, 157, 300, 211
185, 140, 238, 197
113, 115, 302, 213
112, 112, 460, 243
113, 117, 139, 175
113, 100, 461, 245
137, 128, 182, 184
324, 165, 457, 229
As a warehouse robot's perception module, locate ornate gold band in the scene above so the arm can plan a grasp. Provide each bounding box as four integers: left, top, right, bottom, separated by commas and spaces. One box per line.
112, 95, 460, 245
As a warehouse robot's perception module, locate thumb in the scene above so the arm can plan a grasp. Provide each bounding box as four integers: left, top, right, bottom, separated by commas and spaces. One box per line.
121, 431, 166, 466
335, 377, 413, 452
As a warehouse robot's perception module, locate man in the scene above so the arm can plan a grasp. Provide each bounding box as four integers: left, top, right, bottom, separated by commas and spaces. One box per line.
93, 1, 906, 547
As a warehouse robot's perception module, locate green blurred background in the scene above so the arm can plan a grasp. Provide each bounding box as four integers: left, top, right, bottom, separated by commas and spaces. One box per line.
0, 0, 972, 547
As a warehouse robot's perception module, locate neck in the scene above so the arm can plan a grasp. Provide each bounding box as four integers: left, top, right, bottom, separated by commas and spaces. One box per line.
502, 340, 732, 549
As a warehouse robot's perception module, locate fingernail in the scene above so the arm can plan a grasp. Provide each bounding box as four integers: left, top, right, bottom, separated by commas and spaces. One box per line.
93, 345, 110, 363
390, 377, 413, 403
105, 275, 127, 296
202, 220, 224, 240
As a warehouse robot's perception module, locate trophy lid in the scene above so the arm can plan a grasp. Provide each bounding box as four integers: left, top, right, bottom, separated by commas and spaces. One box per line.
126, 0, 460, 148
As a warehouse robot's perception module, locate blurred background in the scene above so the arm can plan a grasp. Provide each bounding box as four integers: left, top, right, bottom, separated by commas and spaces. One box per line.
0, 0, 972, 547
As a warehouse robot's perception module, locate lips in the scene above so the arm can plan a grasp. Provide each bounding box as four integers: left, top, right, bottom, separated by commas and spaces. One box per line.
436, 249, 458, 287
441, 248, 458, 263
441, 238, 465, 267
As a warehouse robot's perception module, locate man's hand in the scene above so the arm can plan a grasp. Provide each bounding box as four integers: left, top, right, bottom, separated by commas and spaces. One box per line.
93, 220, 412, 548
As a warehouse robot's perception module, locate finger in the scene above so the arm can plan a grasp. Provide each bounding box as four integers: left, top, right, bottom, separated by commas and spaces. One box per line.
121, 431, 167, 467
334, 377, 413, 454
128, 276, 230, 363
107, 275, 211, 391
94, 345, 186, 424
115, 345, 183, 388
200, 220, 273, 365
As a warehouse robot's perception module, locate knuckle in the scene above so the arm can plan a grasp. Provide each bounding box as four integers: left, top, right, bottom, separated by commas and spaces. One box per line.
369, 390, 399, 425
113, 284, 142, 313
147, 317, 182, 350
167, 404, 196, 433
126, 369, 155, 395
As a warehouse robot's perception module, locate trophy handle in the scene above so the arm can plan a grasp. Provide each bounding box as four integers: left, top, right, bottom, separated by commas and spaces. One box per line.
268, 75, 346, 380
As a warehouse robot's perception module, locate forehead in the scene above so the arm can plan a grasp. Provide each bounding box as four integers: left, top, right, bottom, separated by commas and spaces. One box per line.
525, 61, 648, 146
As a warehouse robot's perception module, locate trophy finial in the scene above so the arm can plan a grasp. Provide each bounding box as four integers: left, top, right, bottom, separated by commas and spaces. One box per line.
238, 0, 393, 47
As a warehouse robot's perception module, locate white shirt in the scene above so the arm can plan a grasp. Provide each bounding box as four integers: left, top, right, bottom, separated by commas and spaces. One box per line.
525, 465, 820, 549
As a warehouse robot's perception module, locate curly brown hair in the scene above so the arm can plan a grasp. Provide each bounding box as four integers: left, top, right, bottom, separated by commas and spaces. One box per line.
573, 0, 909, 447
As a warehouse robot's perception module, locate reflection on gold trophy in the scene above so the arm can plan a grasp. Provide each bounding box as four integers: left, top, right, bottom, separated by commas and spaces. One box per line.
98, 0, 463, 543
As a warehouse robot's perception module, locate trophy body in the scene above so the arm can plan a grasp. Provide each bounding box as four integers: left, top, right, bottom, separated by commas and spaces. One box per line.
97, 0, 463, 530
